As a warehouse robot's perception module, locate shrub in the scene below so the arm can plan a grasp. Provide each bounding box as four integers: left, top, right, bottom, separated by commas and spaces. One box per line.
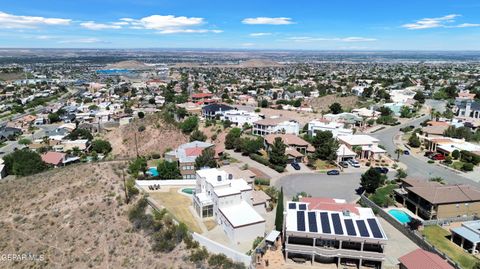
254, 178, 270, 186
428, 160, 434, 164
463, 163, 474, 172
249, 153, 270, 166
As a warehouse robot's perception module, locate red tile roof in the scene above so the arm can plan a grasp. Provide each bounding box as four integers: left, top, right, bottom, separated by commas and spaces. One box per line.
184, 147, 204, 157
191, 93, 213, 99
300, 197, 359, 215
398, 249, 454, 269
41, 152, 66, 165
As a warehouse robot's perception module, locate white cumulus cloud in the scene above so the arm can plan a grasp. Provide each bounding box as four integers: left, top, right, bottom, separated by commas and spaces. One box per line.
118, 15, 221, 34
401, 14, 480, 29
250, 32, 272, 37
242, 17, 293, 25
80, 21, 122, 30
0, 11, 71, 29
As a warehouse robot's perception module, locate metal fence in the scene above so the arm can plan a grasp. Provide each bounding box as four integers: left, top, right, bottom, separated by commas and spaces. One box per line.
360, 195, 463, 269
423, 216, 477, 226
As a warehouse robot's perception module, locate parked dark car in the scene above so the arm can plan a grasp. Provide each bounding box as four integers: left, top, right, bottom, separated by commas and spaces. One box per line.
403, 150, 410, 155
327, 170, 340, 175
291, 162, 301, 170
374, 167, 389, 174
339, 161, 349, 168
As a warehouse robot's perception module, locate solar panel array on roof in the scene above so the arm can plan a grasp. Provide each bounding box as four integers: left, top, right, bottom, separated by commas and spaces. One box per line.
298, 204, 307, 210
307, 212, 318, 233
344, 219, 356, 236
288, 203, 296, 209
297, 211, 306, 231
331, 213, 344, 235
367, 218, 383, 238
320, 212, 331, 234
356, 220, 370, 237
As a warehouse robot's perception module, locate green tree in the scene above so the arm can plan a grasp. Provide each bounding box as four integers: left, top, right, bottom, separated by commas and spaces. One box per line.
452, 149, 460, 160
312, 130, 338, 162
128, 157, 148, 176
48, 112, 61, 123
225, 128, 242, 150
360, 168, 385, 193
413, 91, 426, 104
65, 128, 93, 140
91, 139, 112, 154
269, 137, 287, 168
138, 111, 145, 119
395, 168, 407, 181
18, 138, 32, 145
180, 116, 199, 134
329, 102, 343, 114
195, 147, 217, 170
274, 187, 284, 231
238, 137, 264, 155
157, 160, 181, 179
189, 129, 207, 142
400, 106, 412, 118
408, 134, 421, 148
259, 99, 268, 108
3, 149, 47, 176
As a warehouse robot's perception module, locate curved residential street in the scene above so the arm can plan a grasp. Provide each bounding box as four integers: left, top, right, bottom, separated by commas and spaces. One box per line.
368, 100, 480, 188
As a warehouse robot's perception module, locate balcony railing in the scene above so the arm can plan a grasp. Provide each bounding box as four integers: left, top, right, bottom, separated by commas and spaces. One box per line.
286, 243, 385, 261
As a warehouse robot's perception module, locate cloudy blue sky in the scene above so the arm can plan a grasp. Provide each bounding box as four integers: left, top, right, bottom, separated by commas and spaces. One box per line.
1, 0, 480, 50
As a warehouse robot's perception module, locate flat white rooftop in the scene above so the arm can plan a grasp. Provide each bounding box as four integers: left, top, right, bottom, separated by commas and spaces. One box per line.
219, 201, 265, 228
338, 135, 379, 146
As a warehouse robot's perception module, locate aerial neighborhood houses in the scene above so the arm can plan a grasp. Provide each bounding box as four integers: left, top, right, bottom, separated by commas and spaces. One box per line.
253, 117, 300, 136
165, 141, 218, 179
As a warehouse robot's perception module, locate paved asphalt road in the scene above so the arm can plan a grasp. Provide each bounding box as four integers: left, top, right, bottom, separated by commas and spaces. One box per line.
275, 172, 364, 202
368, 100, 480, 187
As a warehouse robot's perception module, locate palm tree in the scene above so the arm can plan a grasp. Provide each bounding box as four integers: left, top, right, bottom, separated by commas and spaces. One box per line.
430, 107, 436, 120
395, 148, 404, 161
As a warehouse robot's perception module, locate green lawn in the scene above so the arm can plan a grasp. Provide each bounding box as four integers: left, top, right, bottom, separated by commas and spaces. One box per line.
422, 225, 479, 269
369, 184, 397, 207
313, 160, 336, 170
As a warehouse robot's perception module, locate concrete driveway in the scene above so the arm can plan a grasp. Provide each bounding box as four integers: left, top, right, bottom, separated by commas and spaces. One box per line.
274, 172, 364, 202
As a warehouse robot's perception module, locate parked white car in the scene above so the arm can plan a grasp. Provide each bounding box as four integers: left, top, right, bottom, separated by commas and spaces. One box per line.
347, 159, 360, 168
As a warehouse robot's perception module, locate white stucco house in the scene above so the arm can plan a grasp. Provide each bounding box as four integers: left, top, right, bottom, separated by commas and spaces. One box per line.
193, 168, 266, 244
308, 119, 353, 138
220, 110, 261, 127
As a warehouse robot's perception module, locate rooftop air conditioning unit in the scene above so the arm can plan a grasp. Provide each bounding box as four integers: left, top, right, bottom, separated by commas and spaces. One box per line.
217, 175, 222, 182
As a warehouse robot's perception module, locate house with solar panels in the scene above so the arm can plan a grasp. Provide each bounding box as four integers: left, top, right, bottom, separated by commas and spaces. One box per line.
284, 197, 388, 268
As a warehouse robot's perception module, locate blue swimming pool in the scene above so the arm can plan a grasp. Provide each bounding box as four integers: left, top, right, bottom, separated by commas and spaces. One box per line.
148, 167, 159, 177
389, 209, 411, 224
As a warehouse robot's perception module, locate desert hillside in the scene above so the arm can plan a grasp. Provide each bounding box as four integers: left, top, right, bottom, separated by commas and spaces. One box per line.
307, 94, 359, 113
0, 162, 193, 269
104, 115, 188, 159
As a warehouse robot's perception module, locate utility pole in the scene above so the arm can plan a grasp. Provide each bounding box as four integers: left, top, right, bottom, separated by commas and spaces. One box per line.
134, 132, 139, 158
123, 170, 129, 204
